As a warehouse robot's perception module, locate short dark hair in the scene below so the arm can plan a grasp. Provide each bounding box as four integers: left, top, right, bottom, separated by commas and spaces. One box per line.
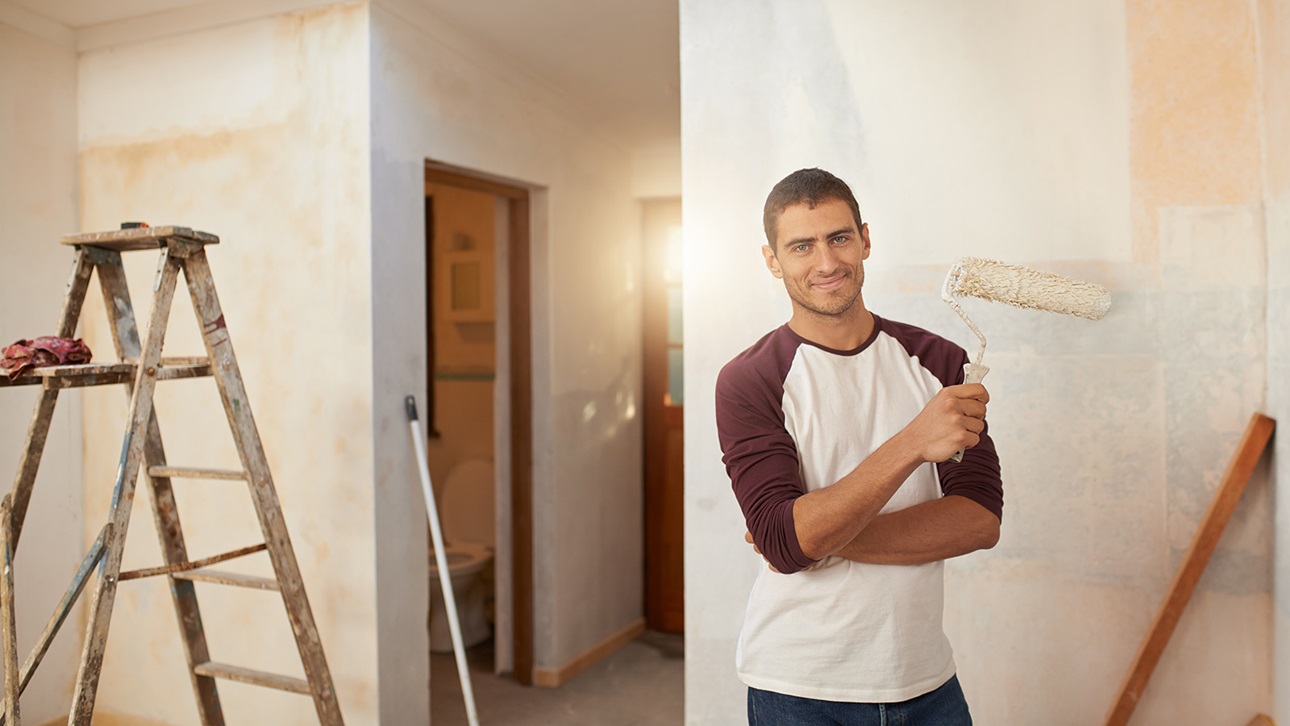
763, 168, 863, 249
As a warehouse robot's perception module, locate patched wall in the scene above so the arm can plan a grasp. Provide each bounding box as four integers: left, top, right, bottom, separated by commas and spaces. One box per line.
682, 1, 1277, 723
77, 5, 376, 724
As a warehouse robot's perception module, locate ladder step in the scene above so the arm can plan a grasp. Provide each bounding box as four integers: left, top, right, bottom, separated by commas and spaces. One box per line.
171, 569, 279, 591
191, 662, 309, 695
0, 358, 211, 390
148, 466, 246, 481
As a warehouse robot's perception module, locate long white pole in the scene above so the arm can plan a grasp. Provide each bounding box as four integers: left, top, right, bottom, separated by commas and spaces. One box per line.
405, 396, 480, 726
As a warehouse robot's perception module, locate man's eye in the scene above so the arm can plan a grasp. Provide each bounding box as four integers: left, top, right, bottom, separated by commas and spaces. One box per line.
832, 236, 848, 244
794, 244, 810, 253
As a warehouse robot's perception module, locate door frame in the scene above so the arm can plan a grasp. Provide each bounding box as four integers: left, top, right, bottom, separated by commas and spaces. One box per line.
424, 160, 535, 685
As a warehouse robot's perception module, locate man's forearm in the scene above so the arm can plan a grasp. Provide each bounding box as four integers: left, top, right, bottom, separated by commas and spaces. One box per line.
791, 431, 923, 560
829, 495, 1000, 565
786, 382, 990, 562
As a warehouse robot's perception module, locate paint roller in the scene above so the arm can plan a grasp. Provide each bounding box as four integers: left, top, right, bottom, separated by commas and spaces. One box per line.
942, 256, 1111, 462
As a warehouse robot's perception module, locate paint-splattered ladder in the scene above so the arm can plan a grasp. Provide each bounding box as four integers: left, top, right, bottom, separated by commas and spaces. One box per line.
0, 226, 342, 725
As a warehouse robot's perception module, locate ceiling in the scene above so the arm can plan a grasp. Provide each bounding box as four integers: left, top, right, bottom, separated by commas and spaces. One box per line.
10, 0, 680, 151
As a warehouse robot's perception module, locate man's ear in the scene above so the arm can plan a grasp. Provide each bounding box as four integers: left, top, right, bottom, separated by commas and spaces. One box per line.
860, 222, 871, 261
762, 245, 783, 279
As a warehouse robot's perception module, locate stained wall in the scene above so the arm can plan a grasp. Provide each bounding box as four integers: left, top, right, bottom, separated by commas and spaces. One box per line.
0, 10, 83, 724
76, 5, 376, 724
682, 1, 1277, 723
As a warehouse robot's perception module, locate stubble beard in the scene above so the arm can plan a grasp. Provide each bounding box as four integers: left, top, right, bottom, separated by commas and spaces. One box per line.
787, 268, 865, 320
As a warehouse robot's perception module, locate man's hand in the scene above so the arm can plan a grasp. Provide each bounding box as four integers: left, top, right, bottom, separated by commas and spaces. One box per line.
902, 383, 989, 463
744, 531, 780, 573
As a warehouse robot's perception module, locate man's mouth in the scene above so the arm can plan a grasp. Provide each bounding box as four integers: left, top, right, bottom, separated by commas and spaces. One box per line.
811, 274, 847, 291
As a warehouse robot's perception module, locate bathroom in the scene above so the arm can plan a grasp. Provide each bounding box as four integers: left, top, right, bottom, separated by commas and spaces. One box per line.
423, 178, 503, 661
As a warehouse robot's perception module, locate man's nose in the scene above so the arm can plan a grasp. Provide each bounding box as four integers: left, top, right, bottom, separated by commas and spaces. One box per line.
814, 245, 839, 272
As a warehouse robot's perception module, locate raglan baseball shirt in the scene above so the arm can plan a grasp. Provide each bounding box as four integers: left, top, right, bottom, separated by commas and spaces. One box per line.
715, 314, 1003, 703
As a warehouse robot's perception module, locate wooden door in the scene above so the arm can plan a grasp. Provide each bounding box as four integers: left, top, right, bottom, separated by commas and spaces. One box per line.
643, 199, 684, 633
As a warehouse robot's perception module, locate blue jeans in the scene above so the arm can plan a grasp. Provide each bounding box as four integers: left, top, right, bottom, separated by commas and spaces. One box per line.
747, 674, 972, 725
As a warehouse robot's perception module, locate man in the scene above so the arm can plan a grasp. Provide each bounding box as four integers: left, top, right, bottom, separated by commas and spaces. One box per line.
715, 168, 1003, 725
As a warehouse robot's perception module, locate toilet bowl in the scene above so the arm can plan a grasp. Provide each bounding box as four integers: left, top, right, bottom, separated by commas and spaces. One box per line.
428, 458, 495, 653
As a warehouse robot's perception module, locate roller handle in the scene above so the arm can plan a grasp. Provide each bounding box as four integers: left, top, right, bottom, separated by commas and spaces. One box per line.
948, 362, 989, 463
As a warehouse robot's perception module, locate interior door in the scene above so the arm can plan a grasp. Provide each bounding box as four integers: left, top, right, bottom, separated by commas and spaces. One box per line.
643, 199, 684, 633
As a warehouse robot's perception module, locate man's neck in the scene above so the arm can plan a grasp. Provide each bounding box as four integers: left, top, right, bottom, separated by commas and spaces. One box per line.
787, 305, 876, 351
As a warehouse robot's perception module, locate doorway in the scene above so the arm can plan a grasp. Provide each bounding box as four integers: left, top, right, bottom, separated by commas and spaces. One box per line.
642, 198, 683, 633
424, 162, 534, 684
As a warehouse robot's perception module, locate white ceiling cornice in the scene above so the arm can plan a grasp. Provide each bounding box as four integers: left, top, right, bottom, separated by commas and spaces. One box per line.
6, 0, 678, 154
75, 0, 345, 52
0, 1, 76, 48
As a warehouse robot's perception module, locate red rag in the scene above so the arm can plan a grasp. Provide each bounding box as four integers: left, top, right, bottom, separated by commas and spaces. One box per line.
1, 337, 93, 380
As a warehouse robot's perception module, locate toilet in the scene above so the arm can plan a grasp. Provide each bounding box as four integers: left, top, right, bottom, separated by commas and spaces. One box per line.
428, 458, 495, 653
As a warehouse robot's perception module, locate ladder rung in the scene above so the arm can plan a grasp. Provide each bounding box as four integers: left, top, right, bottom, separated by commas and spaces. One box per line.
118, 543, 267, 582
191, 662, 309, 695
0, 359, 211, 390
171, 569, 279, 591
157, 357, 214, 381
148, 466, 246, 481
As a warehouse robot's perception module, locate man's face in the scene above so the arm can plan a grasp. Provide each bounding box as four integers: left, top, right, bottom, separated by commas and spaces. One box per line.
762, 198, 871, 318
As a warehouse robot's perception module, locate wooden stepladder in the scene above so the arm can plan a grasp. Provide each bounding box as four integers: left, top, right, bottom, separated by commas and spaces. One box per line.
0, 226, 342, 725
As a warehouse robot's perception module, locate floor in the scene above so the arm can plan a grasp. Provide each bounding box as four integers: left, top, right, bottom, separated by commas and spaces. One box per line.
430, 630, 685, 725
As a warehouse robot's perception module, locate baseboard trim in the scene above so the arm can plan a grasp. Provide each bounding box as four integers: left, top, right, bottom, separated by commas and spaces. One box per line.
532, 617, 646, 688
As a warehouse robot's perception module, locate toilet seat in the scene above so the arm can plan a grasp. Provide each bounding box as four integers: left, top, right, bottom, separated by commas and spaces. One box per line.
429, 540, 492, 577
428, 457, 496, 653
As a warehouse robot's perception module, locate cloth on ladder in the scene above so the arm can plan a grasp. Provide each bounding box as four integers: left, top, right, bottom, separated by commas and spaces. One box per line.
1, 337, 92, 379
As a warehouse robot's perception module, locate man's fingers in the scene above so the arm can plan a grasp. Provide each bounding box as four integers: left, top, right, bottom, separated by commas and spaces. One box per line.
947, 383, 989, 404
744, 532, 777, 571
959, 399, 987, 420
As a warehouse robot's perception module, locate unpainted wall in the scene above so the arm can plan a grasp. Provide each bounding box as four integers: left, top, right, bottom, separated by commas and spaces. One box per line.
0, 16, 82, 725
76, 5, 375, 724
682, 1, 1275, 724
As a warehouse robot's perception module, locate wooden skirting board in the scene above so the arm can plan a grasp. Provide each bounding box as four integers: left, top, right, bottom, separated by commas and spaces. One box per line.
532, 618, 647, 688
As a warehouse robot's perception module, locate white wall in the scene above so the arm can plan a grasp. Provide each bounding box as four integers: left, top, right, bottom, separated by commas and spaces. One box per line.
0, 13, 82, 724
370, 0, 644, 689
683, 1, 1274, 724
632, 140, 682, 200
77, 5, 376, 724
1261, 0, 1290, 720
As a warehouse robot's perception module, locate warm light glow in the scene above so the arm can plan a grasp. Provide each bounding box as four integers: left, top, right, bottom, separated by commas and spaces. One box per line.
664, 225, 683, 285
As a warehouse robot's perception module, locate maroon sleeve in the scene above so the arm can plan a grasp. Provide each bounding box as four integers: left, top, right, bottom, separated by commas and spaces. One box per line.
880, 318, 1004, 520
715, 332, 818, 575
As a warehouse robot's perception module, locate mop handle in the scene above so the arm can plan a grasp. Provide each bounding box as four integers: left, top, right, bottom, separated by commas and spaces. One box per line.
406, 396, 480, 726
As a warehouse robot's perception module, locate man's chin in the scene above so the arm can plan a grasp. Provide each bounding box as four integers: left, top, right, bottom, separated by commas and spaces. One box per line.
799, 299, 860, 318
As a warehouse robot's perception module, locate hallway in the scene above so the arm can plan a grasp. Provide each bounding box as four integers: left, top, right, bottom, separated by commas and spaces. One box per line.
430, 631, 684, 725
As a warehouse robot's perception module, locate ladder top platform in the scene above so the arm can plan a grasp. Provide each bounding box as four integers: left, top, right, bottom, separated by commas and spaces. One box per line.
61, 226, 220, 251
